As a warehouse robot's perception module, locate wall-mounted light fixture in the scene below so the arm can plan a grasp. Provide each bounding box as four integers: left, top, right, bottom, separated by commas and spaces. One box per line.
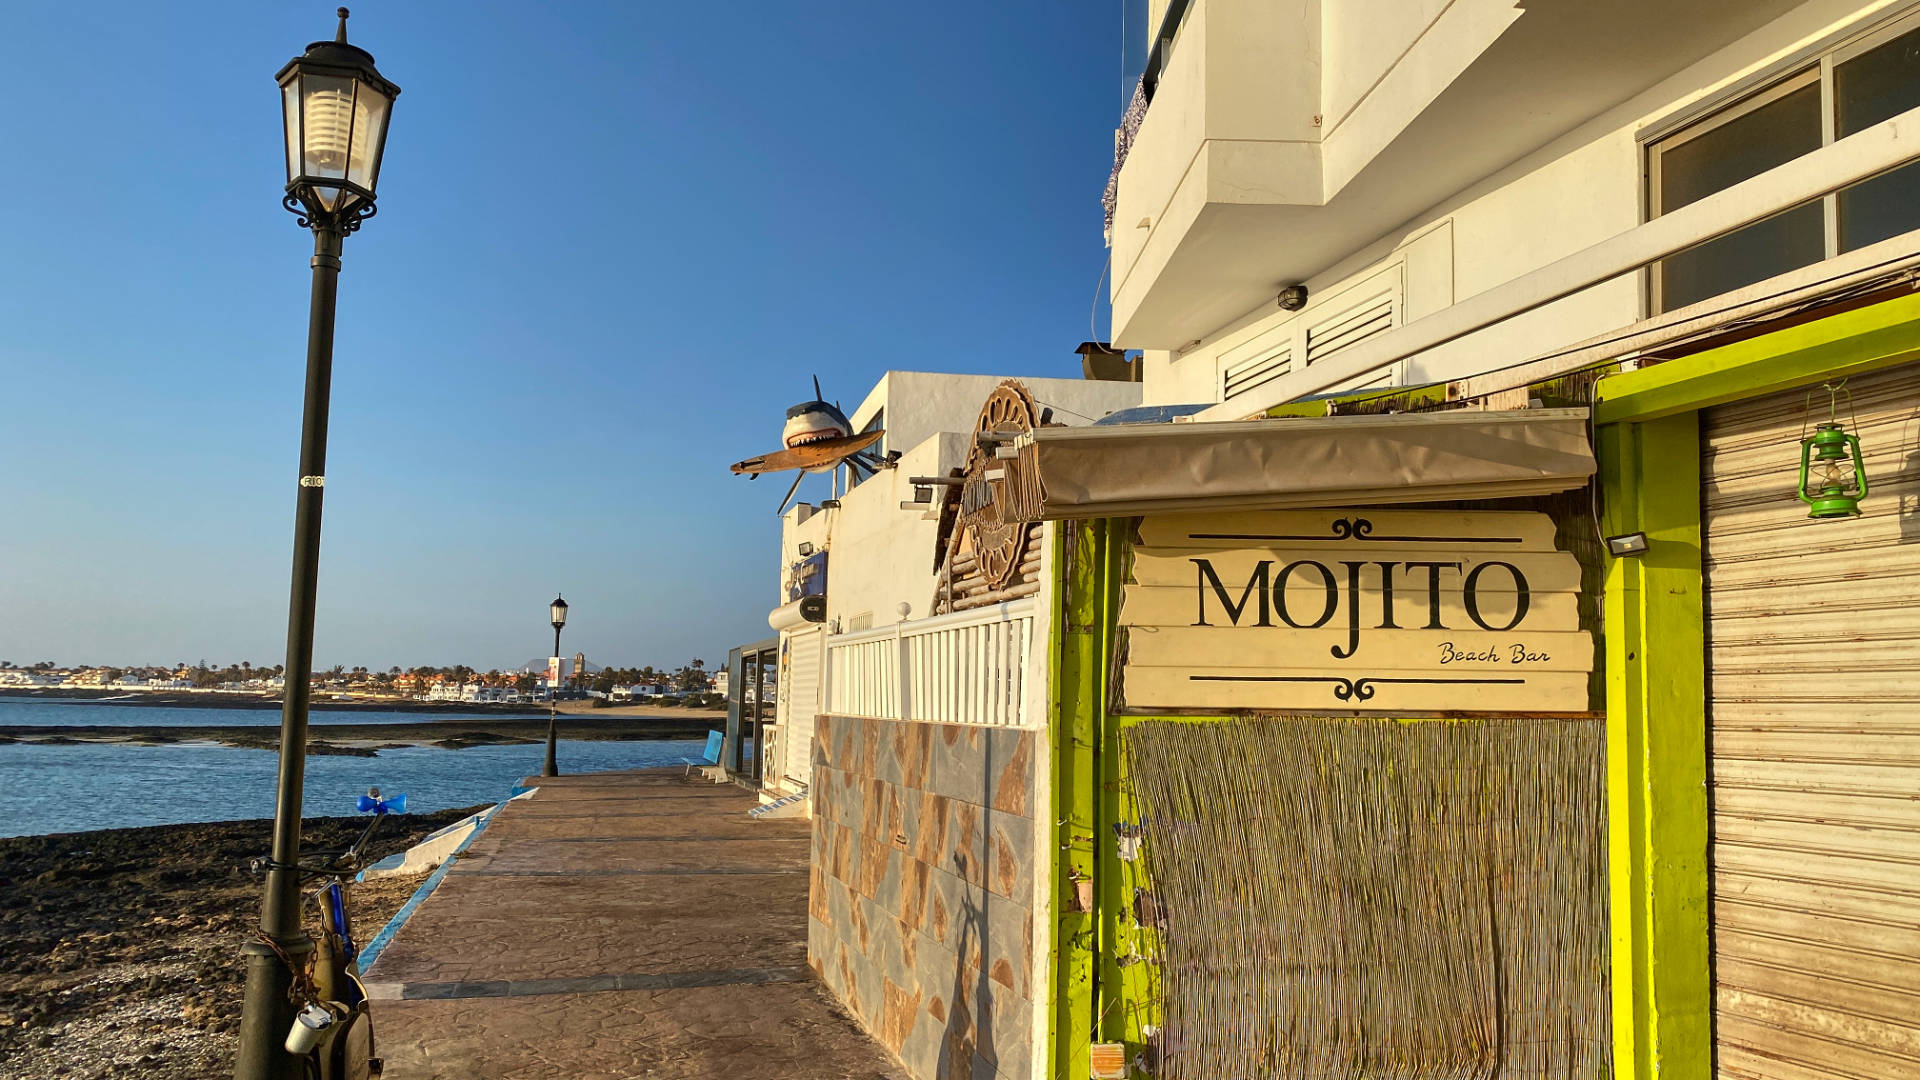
1605, 532, 1650, 557
796, 542, 814, 556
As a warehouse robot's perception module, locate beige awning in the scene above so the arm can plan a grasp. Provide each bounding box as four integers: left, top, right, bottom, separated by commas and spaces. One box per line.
1000, 408, 1594, 520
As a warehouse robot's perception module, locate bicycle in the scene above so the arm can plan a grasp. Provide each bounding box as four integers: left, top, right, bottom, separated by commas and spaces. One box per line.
268, 786, 406, 1080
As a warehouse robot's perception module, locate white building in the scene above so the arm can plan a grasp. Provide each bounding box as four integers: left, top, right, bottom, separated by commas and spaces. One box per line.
1082, 5, 1920, 1080
760, 368, 1141, 799
610, 683, 671, 700
1110, 0, 1920, 413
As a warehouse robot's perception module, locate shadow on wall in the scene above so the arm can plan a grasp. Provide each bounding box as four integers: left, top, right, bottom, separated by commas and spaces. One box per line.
941, 852, 993, 1080
940, 726, 1009, 1080
807, 714, 1039, 1080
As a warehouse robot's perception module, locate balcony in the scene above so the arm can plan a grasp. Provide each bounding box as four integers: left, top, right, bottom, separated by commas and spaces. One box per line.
1109, 0, 1807, 349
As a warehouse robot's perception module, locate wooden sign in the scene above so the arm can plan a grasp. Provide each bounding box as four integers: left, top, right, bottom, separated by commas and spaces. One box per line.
1120, 509, 1593, 712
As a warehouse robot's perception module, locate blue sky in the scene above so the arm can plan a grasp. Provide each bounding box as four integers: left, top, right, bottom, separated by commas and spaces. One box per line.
0, 3, 1136, 672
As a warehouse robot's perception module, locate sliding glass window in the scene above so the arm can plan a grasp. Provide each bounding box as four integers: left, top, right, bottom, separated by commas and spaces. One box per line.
1648, 13, 1920, 312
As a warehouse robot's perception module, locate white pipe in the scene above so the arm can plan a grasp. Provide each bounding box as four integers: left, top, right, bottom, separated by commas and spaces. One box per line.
1195, 101, 1920, 420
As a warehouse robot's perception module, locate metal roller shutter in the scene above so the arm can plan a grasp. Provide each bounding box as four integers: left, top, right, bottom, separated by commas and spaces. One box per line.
1702, 359, 1920, 1079
782, 627, 825, 789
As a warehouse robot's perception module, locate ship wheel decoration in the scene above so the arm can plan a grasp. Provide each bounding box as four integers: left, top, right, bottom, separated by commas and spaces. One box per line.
957, 381, 1042, 589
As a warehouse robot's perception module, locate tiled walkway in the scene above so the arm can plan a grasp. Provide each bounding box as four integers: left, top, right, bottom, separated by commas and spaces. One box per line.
364, 769, 902, 1080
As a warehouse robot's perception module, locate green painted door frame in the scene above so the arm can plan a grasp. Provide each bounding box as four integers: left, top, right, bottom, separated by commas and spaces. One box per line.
1594, 290, 1920, 1080
1049, 520, 1110, 1080
1596, 413, 1711, 1080
1050, 519, 1216, 1077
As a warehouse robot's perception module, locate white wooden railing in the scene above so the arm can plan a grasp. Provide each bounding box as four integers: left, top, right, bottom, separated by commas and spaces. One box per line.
825, 599, 1036, 727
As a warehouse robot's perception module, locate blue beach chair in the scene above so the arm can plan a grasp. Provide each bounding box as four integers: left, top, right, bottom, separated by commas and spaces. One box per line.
683, 730, 723, 776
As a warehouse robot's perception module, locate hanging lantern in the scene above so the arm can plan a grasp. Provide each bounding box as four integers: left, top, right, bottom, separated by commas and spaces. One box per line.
1797, 383, 1869, 519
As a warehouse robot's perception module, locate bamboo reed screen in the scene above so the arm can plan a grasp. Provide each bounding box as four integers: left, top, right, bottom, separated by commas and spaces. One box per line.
1122, 717, 1610, 1079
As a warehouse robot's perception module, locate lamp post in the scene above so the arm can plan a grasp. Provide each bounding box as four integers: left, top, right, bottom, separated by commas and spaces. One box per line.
545, 595, 567, 777
234, 11, 398, 1080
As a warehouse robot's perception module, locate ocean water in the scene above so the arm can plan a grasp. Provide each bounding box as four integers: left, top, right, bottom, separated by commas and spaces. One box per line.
0, 701, 701, 837
0, 695, 540, 727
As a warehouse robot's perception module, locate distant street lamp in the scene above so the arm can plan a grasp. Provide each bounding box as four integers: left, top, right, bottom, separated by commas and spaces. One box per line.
545, 595, 567, 777
235, 10, 400, 1080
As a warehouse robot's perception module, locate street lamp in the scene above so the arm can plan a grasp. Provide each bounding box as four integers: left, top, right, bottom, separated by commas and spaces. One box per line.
545, 595, 567, 777
235, 10, 399, 1080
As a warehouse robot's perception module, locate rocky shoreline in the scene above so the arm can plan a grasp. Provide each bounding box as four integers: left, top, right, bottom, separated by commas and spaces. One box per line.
0, 809, 487, 1079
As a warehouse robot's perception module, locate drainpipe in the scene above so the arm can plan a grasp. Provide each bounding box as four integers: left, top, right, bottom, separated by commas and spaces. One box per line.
894, 602, 912, 720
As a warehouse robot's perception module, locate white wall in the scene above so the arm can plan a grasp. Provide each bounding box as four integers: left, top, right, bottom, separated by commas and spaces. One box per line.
1322, 0, 1452, 134
1112, 0, 1828, 347
781, 431, 969, 633
778, 371, 1139, 631
1139, 0, 1911, 406
845, 372, 1143, 460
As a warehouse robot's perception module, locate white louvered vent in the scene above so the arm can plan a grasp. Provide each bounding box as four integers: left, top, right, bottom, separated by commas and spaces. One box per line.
1211, 262, 1407, 406
1222, 344, 1293, 401
1305, 291, 1395, 366
1305, 287, 1398, 391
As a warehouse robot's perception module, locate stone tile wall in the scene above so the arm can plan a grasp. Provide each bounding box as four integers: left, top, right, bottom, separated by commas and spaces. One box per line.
809, 714, 1042, 1080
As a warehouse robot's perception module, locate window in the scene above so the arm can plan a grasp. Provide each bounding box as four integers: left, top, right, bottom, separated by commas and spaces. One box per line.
1649, 14, 1920, 312
1836, 22, 1920, 250
1650, 74, 1824, 311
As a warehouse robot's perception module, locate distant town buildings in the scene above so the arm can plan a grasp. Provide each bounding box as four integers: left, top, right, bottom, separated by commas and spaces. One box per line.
0, 659, 712, 704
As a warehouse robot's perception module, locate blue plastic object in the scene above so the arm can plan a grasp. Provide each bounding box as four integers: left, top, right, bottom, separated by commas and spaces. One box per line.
322, 881, 357, 961
356, 792, 406, 815
679, 731, 724, 773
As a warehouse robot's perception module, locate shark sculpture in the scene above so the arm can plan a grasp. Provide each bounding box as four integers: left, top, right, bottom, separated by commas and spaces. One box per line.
731, 377, 893, 511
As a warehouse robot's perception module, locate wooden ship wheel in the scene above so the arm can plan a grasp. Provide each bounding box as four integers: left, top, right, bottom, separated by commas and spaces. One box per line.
937, 382, 1043, 612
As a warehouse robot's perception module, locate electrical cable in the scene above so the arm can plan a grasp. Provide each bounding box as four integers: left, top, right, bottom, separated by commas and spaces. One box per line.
1032, 398, 1100, 424
1091, 252, 1112, 347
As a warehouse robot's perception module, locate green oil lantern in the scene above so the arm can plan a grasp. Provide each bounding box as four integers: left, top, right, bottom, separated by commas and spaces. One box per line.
1797, 419, 1869, 519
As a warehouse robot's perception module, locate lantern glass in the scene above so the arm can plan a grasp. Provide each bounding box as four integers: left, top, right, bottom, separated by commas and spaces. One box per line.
276, 13, 398, 220
291, 75, 389, 212
551, 598, 568, 628
281, 80, 301, 185
345, 83, 391, 192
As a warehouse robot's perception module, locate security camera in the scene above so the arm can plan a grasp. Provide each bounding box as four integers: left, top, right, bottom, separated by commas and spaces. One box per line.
1278, 284, 1309, 311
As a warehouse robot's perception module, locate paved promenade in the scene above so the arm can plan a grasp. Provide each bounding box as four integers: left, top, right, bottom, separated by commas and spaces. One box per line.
363, 769, 901, 1080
